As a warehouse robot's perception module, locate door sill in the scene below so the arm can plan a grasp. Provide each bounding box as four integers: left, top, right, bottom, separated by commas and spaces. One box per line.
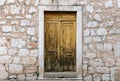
44, 72, 78, 78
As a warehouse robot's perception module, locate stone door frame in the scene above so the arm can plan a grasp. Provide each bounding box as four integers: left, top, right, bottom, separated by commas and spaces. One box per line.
38, 5, 82, 79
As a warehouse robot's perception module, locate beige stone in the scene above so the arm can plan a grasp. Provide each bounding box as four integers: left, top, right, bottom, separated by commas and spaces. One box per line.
0, 64, 8, 79
21, 57, 36, 65
24, 66, 37, 73
0, 56, 12, 64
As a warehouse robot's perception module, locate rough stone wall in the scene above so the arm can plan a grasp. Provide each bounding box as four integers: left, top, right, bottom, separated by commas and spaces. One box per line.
0, 0, 120, 81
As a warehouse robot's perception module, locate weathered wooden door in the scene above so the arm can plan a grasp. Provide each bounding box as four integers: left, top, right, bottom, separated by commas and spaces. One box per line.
44, 12, 76, 72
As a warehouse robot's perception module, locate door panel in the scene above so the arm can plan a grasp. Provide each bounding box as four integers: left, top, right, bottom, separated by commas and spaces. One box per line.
60, 21, 76, 71
45, 21, 59, 71
44, 12, 76, 72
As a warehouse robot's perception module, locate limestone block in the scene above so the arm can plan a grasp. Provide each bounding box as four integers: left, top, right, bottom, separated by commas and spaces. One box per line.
110, 28, 120, 34
0, 46, 7, 55
26, 14, 32, 19
118, 0, 120, 8
7, 0, 15, 4
0, 20, 6, 25
106, 20, 114, 27
24, 66, 37, 73
28, 7, 36, 14
0, 56, 12, 64
11, 38, 26, 48
105, 0, 113, 8
90, 29, 96, 36
111, 67, 120, 81
93, 74, 101, 81
97, 28, 107, 35
28, 42, 37, 49
96, 43, 103, 51
21, 57, 36, 65
87, 21, 98, 27
30, 50, 38, 57
114, 42, 120, 57
86, 53, 96, 59
93, 14, 101, 22
84, 75, 92, 81
0, 0, 6, 5
116, 58, 120, 66
10, 20, 19, 25
104, 43, 112, 50
0, 37, 7, 45
13, 57, 20, 64
8, 48, 17, 56
26, 73, 37, 80
84, 29, 90, 36
0, 64, 8, 79
20, 20, 30, 26
84, 37, 92, 44
9, 64, 23, 74
88, 66, 95, 74
27, 28, 36, 35
102, 74, 110, 81
83, 64, 87, 76
9, 75, 17, 79
17, 74, 25, 80
96, 67, 110, 73
2, 26, 12, 32
10, 5, 20, 14
94, 59, 104, 66
93, 37, 102, 42
86, 5, 94, 13
105, 58, 115, 66
31, 37, 37, 41
19, 49, 29, 57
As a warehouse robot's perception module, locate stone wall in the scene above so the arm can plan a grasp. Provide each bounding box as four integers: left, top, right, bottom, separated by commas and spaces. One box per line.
0, 0, 120, 81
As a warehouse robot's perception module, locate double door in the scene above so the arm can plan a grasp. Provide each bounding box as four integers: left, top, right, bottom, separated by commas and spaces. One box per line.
44, 12, 76, 72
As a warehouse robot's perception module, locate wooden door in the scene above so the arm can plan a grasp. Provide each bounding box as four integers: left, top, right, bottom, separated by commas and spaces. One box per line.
44, 12, 76, 72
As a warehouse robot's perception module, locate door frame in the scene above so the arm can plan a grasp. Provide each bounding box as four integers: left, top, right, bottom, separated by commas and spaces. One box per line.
39, 5, 82, 79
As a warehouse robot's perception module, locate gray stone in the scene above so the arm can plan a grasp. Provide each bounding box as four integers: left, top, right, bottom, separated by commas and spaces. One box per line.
105, 57, 115, 66
26, 73, 37, 80
0, 20, 6, 25
93, 37, 102, 42
10, 5, 20, 14
27, 27, 36, 35
87, 21, 98, 27
84, 37, 92, 44
20, 20, 30, 26
0, 56, 12, 64
84, 75, 92, 81
0, 46, 7, 55
110, 28, 120, 34
88, 66, 95, 74
93, 14, 101, 22
86, 5, 94, 13
114, 42, 120, 57
104, 43, 112, 50
105, 0, 113, 8
0, 64, 8, 79
97, 28, 107, 35
30, 50, 38, 57
2, 26, 12, 32
94, 59, 104, 66
102, 74, 110, 81
28, 7, 36, 14
93, 74, 101, 81
0, 0, 6, 5
13, 57, 20, 64
84, 29, 90, 36
19, 49, 29, 57
118, 0, 120, 8
9, 64, 23, 74
17, 74, 25, 80
106, 20, 114, 27
8, 48, 17, 56
86, 53, 96, 59
7, 0, 15, 3
96, 67, 110, 73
